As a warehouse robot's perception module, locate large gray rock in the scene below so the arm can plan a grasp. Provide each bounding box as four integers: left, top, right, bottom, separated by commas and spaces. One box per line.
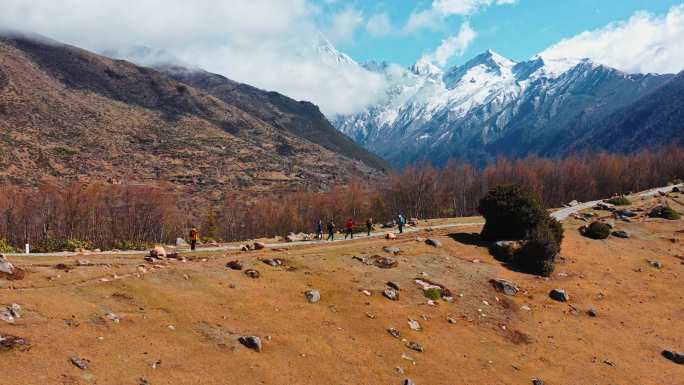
425, 238, 442, 248
383, 246, 401, 255
383, 288, 399, 301
549, 289, 569, 302
238, 336, 262, 352
490, 279, 519, 296
305, 289, 321, 303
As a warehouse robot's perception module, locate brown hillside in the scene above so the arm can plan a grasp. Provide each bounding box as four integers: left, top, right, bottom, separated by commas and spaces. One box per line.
0, 34, 384, 201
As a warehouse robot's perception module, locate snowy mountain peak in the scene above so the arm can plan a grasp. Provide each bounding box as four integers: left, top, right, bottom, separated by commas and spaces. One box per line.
409, 59, 444, 78
314, 34, 357, 67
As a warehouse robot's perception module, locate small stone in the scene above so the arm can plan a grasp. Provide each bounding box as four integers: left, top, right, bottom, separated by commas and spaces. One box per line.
404, 379, 416, 385
388, 328, 401, 338
425, 238, 442, 248
70, 356, 89, 370
239, 336, 262, 352
406, 341, 424, 352
387, 281, 400, 290
490, 279, 519, 296
407, 319, 422, 331
385, 233, 396, 240
662, 350, 684, 365
361, 290, 372, 296
648, 260, 663, 269
226, 260, 243, 270
305, 289, 321, 303
383, 246, 401, 255
521, 304, 531, 311
447, 317, 457, 324
587, 308, 598, 317
244, 269, 260, 278
253, 242, 266, 250
532, 379, 544, 385
383, 288, 399, 301
167, 325, 175, 330
549, 289, 569, 302
612, 230, 629, 239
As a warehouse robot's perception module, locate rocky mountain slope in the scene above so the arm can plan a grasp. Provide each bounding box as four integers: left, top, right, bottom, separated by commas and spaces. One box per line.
0, 34, 386, 201
334, 50, 677, 166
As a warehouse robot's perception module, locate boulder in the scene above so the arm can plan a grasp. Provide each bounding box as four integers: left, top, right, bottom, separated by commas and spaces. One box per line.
549, 289, 569, 302
387, 328, 401, 338
70, 356, 90, 370
0, 333, 29, 351
406, 341, 424, 352
0, 255, 16, 276
226, 261, 243, 270
407, 319, 422, 331
491, 240, 524, 260
425, 238, 442, 248
404, 379, 416, 385
490, 279, 519, 296
244, 269, 260, 279
240, 245, 249, 252
662, 350, 684, 365
238, 336, 262, 352
383, 246, 401, 255
253, 242, 266, 250
305, 289, 321, 303
383, 288, 399, 301
385, 233, 396, 240
149, 246, 166, 259
372, 255, 398, 269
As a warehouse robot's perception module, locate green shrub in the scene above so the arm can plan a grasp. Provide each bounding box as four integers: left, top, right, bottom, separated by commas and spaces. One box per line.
478, 184, 548, 241
33, 238, 92, 253
0, 239, 17, 253
424, 288, 442, 301
605, 196, 631, 206
112, 240, 151, 251
582, 222, 610, 240
514, 224, 559, 277
650, 205, 681, 220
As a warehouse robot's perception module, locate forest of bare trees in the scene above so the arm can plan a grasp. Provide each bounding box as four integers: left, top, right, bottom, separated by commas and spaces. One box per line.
0, 146, 683, 250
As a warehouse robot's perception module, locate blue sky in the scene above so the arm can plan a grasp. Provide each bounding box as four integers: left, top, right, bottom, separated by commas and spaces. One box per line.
319, 0, 684, 68
3, 0, 684, 115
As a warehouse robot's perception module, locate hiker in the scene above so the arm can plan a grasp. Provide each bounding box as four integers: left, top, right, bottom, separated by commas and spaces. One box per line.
327, 220, 336, 241
316, 220, 323, 240
397, 214, 406, 234
365, 218, 373, 236
189, 226, 199, 251
345, 218, 355, 239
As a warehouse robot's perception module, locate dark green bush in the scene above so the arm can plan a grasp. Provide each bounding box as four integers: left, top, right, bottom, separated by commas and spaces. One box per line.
112, 240, 151, 251
605, 196, 631, 206
514, 224, 559, 277
650, 205, 681, 220
582, 222, 610, 240
478, 184, 548, 241
33, 238, 92, 253
479, 184, 563, 276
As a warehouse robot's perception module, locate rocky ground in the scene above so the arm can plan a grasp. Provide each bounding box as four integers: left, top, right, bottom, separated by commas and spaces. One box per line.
0, 193, 683, 385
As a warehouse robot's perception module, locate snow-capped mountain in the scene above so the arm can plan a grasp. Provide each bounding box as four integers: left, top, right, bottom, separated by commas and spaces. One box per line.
333, 49, 674, 166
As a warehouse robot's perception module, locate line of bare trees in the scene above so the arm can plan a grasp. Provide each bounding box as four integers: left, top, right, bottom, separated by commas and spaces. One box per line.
0, 146, 682, 249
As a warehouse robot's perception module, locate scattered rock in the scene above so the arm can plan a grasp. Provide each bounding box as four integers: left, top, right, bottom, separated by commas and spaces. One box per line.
383, 288, 399, 301
387, 281, 400, 291
489, 279, 519, 296
262, 258, 286, 267
385, 233, 396, 240
595, 202, 616, 211
70, 356, 90, 370
253, 242, 266, 250
383, 246, 401, 255
407, 319, 422, 331
373, 255, 398, 269
447, 317, 457, 324
612, 230, 629, 239
238, 336, 262, 352
0, 255, 24, 280
414, 279, 452, 299
616, 210, 638, 218
648, 260, 663, 269
425, 238, 442, 247
387, 328, 401, 338
240, 245, 250, 252
587, 308, 598, 317
567, 200, 579, 207
406, 341, 424, 352
150, 246, 166, 259
532, 379, 544, 385
0, 334, 29, 351
491, 240, 524, 260
226, 260, 243, 270
244, 269, 260, 279
662, 350, 684, 365
305, 289, 320, 303
404, 379, 416, 385
549, 289, 569, 302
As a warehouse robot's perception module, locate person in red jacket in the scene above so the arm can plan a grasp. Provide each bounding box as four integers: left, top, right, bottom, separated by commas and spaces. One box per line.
344, 218, 355, 239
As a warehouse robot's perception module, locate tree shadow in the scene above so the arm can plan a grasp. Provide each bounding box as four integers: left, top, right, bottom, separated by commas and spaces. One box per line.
448, 232, 491, 247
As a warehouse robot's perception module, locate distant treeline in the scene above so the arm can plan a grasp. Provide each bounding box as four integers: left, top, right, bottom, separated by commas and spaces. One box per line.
0, 146, 682, 250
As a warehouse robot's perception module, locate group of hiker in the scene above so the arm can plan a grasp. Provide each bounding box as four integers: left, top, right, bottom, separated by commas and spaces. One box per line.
315, 214, 406, 241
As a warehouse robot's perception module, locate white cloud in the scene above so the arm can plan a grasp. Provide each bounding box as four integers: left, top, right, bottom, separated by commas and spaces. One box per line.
327, 8, 364, 43
405, 0, 518, 32
419, 22, 477, 67
0, 0, 386, 116
542, 5, 684, 74
366, 13, 395, 37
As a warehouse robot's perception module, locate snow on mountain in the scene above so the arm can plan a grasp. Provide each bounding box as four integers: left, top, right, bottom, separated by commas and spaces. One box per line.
333, 48, 672, 166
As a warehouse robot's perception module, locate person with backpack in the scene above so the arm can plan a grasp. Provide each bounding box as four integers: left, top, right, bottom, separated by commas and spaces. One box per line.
397, 214, 406, 234
365, 218, 374, 237
327, 220, 336, 241
316, 220, 323, 240
345, 218, 355, 239
189, 226, 199, 251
